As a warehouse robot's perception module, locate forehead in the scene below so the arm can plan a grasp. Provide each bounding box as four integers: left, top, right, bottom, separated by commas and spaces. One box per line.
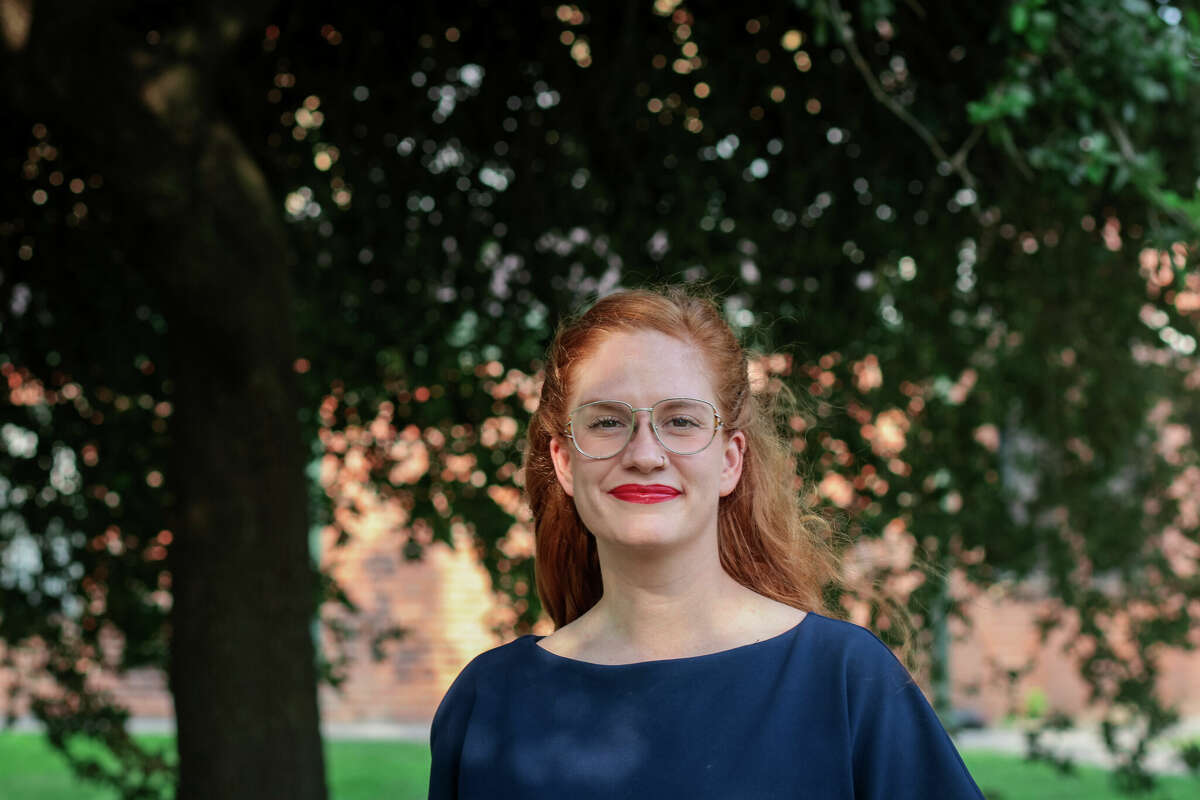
569, 329, 716, 406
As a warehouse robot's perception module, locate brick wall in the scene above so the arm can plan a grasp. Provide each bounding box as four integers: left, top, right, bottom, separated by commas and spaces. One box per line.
316, 527, 501, 723
948, 582, 1200, 722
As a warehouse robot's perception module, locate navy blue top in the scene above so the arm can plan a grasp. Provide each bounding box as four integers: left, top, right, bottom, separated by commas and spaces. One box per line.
429, 613, 984, 799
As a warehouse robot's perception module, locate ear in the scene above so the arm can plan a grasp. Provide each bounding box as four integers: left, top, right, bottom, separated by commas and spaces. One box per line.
549, 435, 575, 497
718, 429, 746, 497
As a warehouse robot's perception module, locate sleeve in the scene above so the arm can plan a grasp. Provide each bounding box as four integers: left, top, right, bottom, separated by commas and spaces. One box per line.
845, 634, 985, 800
427, 659, 478, 800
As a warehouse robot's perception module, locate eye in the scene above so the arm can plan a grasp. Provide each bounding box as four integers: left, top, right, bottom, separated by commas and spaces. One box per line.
662, 415, 702, 429
587, 415, 628, 430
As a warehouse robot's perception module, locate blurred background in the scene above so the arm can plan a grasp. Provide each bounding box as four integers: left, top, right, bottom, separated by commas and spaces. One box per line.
2, 1, 1199, 798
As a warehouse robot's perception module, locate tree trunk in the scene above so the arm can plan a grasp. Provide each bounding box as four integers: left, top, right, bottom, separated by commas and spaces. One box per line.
3, 6, 329, 798
162, 121, 327, 800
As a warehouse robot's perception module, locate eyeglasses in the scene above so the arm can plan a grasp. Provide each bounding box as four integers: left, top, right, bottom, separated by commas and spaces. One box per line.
564, 397, 724, 459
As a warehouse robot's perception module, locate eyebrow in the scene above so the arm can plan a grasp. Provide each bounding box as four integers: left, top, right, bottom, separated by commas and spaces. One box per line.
574, 397, 620, 406
572, 396, 717, 407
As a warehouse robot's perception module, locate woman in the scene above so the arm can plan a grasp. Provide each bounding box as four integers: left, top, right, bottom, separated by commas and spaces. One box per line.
429, 287, 984, 799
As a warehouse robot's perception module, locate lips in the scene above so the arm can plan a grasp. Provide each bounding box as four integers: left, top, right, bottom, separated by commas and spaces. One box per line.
608, 484, 681, 504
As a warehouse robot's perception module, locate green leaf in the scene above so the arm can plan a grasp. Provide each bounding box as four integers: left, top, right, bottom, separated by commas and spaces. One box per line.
1011, 4, 1029, 33
1084, 160, 1108, 185
1026, 10, 1057, 53
1134, 76, 1169, 102
966, 83, 1036, 124
1185, 8, 1200, 35
1155, 189, 1200, 227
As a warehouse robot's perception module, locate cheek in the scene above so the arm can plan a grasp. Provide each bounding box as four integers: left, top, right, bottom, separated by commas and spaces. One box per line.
568, 463, 603, 503
569, 472, 609, 533
697, 452, 727, 484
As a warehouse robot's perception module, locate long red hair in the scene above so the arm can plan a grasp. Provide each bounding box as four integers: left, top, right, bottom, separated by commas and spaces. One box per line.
524, 287, 841, 627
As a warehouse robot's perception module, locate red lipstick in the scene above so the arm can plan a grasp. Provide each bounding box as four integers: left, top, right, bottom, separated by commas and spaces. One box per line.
608, 484, 681, 504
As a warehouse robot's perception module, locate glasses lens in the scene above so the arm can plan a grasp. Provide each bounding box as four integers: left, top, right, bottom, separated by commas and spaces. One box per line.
572, 402, 634, 458
652, 399, 716, 454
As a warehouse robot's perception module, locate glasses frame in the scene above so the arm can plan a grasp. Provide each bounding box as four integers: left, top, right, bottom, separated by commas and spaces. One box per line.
563, 397, 725, 460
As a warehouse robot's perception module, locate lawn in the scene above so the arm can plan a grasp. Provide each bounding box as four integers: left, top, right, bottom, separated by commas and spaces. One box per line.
961, 750, 1196, 800
1, 732, 1196, 799
0, 734, 430, 800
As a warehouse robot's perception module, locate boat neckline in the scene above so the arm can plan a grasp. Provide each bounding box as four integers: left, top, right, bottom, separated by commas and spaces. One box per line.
529, 611, 814, 667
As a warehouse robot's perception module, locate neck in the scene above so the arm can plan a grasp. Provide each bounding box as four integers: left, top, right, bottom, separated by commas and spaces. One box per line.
584, 532, 758, 659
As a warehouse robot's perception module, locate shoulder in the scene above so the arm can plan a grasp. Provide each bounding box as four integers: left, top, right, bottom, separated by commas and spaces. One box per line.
800, 613, 907, 671
469, 635, 536, 670
798, 618, 944, 753
791, 614, 919, 717
798, 617, 986, 798
431, 637, 535, 734
429, 637, 537, 797
438, 636, 534, 697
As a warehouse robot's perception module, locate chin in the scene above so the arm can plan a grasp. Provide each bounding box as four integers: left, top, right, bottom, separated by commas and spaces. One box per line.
595, 521, 691, 550
577, 496, 704, 546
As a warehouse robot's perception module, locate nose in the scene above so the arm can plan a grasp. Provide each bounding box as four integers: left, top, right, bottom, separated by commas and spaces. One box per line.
621, 410, 667, 471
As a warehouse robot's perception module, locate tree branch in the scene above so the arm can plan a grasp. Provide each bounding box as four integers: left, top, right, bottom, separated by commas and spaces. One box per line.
1102, 100, 1195, 233
950, 124, 984, 173
824, 0, 980, 195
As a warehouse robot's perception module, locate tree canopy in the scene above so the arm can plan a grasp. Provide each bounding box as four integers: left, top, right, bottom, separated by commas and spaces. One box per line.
2, 1, 1199, 796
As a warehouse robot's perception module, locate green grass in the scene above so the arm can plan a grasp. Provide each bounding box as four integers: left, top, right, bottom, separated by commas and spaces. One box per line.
323, 739, 430, 799
964, 750, 1198, 800
0, 733, 430, 800
0, 731, 117, 800
2, 732, 1197, 799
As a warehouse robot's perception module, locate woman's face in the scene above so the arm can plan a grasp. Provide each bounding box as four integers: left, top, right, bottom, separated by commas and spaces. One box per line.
548, 329, 745, 552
